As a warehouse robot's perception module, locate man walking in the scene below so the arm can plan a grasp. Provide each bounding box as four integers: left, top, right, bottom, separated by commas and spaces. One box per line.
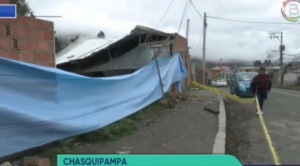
250, 67, 272, 114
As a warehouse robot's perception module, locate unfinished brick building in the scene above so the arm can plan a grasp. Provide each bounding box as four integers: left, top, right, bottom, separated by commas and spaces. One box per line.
172, 33, 190, 89
0, 0, 55, 67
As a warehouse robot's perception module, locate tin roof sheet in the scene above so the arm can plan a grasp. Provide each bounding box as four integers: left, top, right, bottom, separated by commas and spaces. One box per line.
55, 36, 125, 65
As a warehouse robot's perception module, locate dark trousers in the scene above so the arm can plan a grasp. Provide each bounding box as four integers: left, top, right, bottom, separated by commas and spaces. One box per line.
257, 91, 267, 110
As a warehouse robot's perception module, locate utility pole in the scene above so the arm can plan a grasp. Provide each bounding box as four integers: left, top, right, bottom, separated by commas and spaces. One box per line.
270, 32, 285, 86
186, 19, 190, 42
279, 32, 284, 86
202, 12, 207, 85
186, 19, 192, 86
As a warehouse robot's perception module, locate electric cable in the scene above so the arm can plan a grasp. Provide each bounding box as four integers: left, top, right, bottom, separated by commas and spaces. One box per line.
207, 15, 300, 25
189, 0, 203, 19
178, 0, 190, 33
154, 0, 175, 28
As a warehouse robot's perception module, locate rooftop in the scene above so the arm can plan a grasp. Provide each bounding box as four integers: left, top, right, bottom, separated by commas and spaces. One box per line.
55, 36, 124, 65
55, 25, 175, 66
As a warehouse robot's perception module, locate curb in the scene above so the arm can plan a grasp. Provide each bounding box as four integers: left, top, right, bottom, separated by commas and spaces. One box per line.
212, 96, 226, 154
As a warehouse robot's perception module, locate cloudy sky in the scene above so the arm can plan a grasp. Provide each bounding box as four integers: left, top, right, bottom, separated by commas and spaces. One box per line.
28, 0, 300, 62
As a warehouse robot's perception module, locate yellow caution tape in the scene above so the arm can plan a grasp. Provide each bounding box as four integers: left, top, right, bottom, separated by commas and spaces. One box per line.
255, 97, 281, 165
191, 82, 255, 103
191, 82, 281, 164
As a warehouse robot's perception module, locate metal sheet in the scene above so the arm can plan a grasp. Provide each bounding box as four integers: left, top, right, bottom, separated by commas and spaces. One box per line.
55, 36, 125, 65
84, 43, 171, 73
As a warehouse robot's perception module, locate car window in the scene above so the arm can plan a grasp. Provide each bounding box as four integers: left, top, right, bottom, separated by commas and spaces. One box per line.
237, 73, 257, 81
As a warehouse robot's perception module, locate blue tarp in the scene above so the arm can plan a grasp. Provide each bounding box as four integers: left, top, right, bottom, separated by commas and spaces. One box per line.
0, 53, 187, 157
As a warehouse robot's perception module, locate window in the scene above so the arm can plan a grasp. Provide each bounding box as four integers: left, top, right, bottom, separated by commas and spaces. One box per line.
5, 25, 11, 36
13, 39, 18, 49
237, 73, 257, 81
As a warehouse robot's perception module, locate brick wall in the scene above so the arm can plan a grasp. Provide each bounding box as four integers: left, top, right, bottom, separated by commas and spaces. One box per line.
172, 33, 190, 89
0, 16, 55, 67
0, 0, 10, 4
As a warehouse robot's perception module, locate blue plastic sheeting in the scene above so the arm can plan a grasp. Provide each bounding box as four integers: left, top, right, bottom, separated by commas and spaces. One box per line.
0, 53, 187, 157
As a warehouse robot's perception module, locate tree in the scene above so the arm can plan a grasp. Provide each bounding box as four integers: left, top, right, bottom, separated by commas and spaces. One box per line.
10, 0, 35, 17
55, 36, 62, 53
97, 31, 105, 38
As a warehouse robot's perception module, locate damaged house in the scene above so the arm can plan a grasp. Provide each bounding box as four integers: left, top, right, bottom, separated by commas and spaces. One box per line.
55, 25, 191, 89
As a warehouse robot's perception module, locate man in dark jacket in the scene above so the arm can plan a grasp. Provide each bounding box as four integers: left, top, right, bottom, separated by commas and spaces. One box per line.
250, 67, 272, 114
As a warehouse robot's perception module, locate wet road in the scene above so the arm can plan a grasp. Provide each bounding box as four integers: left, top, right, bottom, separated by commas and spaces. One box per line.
220, 87, 300, 164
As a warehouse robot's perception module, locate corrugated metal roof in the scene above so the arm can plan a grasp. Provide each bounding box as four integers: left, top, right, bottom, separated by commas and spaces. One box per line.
130, 25, 171, 36
55, 36, 125, 65
55, 25, 174, 66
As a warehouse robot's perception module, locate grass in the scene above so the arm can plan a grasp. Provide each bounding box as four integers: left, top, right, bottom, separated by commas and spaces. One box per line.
36, 100, 165, 164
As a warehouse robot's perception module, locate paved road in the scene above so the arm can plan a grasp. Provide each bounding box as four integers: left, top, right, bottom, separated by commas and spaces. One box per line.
263, 88, 300, 165
71, 90, 219, 154
220, 87, 300, 165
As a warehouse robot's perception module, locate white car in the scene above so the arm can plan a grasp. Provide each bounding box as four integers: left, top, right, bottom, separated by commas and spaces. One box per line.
212, 79, 228, 87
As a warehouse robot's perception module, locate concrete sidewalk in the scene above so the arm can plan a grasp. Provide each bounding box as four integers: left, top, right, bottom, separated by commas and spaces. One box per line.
71, 89, 221, 154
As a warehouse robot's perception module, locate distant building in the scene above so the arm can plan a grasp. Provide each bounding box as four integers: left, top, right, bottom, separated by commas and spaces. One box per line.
237, 66, 280, 73
197, 68, 211, 85
237, 66, 282, 84
210, 66, 231, 81
284, 62, 300, 85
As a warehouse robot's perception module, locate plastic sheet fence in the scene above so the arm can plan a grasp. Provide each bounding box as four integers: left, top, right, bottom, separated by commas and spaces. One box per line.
0, 53, 187, 157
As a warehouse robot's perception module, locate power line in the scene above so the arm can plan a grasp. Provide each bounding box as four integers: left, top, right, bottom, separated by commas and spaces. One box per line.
230, 16, 284, 20
207, 15, 300, 32
186, 0, 203, 52
208, 19, 271, 32
189, 0, 203, 19
207, 15, 300, 25
178, 0, 190, 33
154, 0, 175, 28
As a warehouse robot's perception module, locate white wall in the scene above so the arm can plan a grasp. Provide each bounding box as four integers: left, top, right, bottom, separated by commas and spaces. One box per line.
283, 72, 300, 85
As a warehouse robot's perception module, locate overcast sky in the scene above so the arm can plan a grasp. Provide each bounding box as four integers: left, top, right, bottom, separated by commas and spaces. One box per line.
28, 0, 300, 62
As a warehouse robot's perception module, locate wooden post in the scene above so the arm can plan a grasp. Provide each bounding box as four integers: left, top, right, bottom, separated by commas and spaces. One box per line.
153, 36, 171, 100
144, 34, 149, 43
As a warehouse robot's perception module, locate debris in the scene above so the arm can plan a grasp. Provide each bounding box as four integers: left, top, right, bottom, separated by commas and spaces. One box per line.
117, 150, 130, 154
177, 95, 186, 101
204, 106, 220, 115
22, 157, 50, 166
160, 99, 174, 108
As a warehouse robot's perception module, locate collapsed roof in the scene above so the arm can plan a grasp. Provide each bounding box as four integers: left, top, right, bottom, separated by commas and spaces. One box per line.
56, 25, 176, 73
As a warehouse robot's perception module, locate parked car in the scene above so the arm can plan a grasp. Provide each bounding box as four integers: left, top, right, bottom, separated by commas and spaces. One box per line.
229, 72, 258, 97
212, 79, 228, 87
